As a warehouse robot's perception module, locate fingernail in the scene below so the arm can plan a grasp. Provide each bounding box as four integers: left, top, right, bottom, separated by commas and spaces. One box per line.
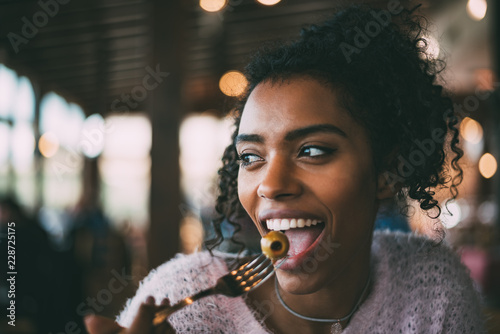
145, 296, 155, 305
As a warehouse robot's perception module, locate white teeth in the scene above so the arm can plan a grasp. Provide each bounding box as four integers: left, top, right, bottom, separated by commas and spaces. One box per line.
280, 219, 290, 230
266, 218, 323, 231
273, 219, 280, 230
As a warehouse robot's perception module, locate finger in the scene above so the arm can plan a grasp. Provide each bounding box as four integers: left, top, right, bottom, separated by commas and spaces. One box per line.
152, 298, 177, 334
84, 314, 124, 334
128, 296, 157, 333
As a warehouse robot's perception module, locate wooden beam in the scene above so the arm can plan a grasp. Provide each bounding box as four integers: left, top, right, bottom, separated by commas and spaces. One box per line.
147, 0, 185, 269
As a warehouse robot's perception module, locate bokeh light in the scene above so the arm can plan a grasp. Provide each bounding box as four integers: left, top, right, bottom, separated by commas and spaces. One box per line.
0, 123, 9, 168
11, 122, 35, 171
200, 0, 226, 12
257, 0, 281, 5
478, 200, 497, 225
40, 94, 86, 156
0, 64, 18, 118
479, 153, 497, 179
99, 114, 151, 227
80, 113, 106, 158
441, 201, 462, 229
179, 113, 233, 211
13, 77, 35, 122
39, 132, 60, 158
460, 117, 483, 144
467, 0, 487, 21
219, 70, 247, 97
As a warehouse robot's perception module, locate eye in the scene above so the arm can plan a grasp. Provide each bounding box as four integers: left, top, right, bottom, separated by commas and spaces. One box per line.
299, 146, 334, 158
238, 153, 264, 168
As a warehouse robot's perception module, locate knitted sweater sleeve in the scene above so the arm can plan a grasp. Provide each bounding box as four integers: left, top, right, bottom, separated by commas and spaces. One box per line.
115, 251, 270, 334
116, 251, 233, 331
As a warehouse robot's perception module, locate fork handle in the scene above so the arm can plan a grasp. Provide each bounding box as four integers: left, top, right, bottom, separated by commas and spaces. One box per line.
153, 287, 217, 326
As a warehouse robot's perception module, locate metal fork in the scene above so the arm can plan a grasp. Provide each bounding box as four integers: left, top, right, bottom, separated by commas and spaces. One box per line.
153, 253, 275, 326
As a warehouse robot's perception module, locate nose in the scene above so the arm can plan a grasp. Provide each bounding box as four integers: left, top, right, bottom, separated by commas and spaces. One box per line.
257, 155, 302, 200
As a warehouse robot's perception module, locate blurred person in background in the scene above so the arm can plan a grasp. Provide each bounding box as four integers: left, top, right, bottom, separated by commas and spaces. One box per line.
70, 188, 134, 320
0, 196, 83, 333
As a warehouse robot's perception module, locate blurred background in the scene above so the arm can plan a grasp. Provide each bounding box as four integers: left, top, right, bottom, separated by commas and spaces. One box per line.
0, 0, 499, 332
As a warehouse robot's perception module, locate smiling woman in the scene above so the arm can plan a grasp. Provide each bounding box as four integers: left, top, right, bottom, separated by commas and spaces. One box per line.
86, 4, 486, 334
236, 79, 380, 301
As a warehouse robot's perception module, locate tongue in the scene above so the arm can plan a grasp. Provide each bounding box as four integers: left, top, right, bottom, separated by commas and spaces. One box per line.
284, 225, 324, 257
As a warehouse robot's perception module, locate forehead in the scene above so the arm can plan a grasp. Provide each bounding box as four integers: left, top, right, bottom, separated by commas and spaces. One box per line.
239, 77, 353, 134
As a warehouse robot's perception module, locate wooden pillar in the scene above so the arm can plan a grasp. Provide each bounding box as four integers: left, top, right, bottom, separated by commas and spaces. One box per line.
80, 158, 100, 209
147, 0, 185, 269
492, 1, 500, 236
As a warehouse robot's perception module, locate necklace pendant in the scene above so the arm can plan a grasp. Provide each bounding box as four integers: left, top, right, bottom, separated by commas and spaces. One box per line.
330, 322, 343, 334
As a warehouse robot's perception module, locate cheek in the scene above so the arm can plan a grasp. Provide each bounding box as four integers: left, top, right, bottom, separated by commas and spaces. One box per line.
316, 162, 377, 215
237, 173, 254, 213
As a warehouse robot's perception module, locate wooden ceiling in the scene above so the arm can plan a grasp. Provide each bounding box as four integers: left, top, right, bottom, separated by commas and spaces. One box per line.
0, 0, 471, 116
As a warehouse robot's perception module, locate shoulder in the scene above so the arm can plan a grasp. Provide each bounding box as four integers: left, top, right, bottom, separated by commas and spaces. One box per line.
116, 251, 233, 327
372, 230, 472, 286
356, 231, 486, 333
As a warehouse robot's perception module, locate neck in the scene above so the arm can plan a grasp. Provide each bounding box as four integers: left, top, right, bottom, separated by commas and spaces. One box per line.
276, 252, 371, 323
276, 269, 371, 323
249, 249, 372, 334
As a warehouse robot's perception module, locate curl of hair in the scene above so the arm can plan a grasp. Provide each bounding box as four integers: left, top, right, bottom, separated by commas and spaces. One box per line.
207, 5, 463, 251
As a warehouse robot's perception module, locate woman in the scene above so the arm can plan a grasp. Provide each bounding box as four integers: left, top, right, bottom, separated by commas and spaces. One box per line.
86, 5, 485, 333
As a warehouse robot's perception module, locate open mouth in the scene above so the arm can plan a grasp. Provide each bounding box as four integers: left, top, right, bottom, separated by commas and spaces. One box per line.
264, 218, 325, 258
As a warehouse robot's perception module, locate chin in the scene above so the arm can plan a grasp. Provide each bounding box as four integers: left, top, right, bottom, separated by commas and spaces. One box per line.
276, 269, 327, 295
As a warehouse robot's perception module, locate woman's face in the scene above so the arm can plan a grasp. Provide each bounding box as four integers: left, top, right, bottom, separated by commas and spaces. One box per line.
236, 77, 390, 294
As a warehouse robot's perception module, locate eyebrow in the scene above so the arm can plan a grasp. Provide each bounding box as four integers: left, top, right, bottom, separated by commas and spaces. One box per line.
235, 124, 347, 145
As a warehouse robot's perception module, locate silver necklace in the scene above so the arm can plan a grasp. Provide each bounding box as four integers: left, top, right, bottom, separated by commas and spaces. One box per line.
274, 274, 371, 334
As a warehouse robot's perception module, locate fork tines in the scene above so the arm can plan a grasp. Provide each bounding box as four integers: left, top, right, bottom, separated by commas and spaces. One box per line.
232, 254, 274, 292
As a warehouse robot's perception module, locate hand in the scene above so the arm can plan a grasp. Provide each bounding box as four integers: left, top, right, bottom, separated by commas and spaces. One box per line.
84, 296, 176, 334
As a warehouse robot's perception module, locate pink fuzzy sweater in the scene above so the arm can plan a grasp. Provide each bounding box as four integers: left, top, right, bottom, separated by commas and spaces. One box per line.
117, 231, 486, 333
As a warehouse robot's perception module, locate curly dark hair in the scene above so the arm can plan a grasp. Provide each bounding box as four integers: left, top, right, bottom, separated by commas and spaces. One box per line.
206, 4, 463, 251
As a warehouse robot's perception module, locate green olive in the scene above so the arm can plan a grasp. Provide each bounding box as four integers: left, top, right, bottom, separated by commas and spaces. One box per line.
261, 231, 289, 260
